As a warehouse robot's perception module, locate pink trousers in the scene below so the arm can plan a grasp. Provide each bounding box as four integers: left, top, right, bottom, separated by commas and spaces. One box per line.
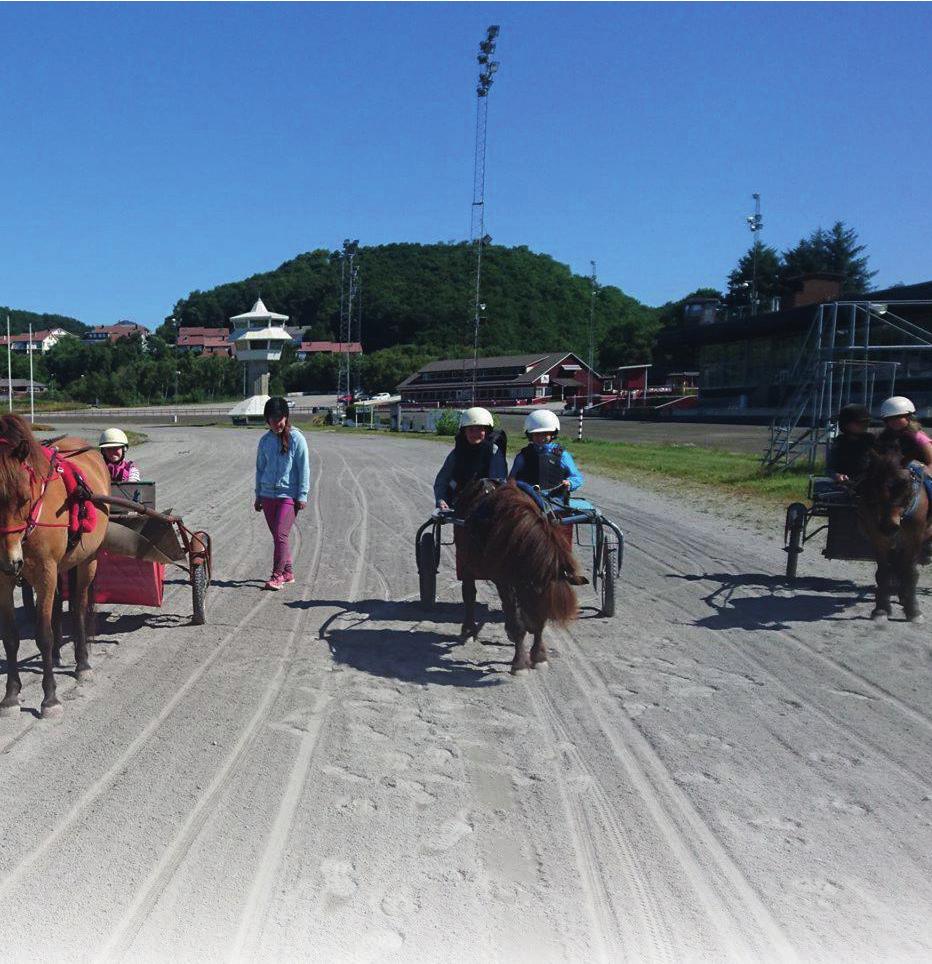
261, 497, 296, 575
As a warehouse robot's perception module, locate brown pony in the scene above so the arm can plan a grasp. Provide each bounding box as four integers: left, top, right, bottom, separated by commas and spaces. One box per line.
0, 416, 110, 718
456, 479, 584, 674
857, 443, 930, 623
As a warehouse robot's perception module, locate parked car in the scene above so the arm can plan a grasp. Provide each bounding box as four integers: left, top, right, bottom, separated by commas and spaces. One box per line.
370, 392, 391, 402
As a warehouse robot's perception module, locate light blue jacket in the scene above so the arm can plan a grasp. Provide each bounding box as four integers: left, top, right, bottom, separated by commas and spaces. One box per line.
255, 428, 310, 502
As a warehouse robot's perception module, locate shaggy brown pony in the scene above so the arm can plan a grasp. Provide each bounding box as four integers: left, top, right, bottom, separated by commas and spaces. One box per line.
857, 442, 930, 623
0, 416, 110, 718
456, 479, 583, 674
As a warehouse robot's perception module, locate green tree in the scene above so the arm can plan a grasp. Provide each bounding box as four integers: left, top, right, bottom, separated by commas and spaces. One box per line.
779, 221, 875, 293
725, 242, 781, 307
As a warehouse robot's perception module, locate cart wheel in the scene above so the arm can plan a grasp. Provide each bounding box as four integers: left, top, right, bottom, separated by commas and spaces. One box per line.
600, 544, 617, 617
191, 561, 208, 625
784, 503, 806, 582
417, 530, 437, 607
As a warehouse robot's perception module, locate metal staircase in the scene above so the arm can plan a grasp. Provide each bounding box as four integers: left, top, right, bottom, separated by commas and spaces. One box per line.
764, 299, 932, 471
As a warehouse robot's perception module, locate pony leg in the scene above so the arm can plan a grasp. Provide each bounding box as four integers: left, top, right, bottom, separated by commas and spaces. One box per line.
51, 588, 63, 668
0, 578, 21, 714
70, 562, 97, 682
530, 631, 549, 668
872, 559, 893, 621
460, 578, 480, 639
897, 554, 923, 622
497, 584, 531, 675
34, 565, 62, 718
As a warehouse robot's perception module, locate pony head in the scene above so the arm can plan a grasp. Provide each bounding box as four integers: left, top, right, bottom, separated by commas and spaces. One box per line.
859, 442, 918, 537
0, 415, 47, 576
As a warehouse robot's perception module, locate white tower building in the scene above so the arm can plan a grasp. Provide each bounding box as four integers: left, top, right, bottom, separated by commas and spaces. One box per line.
229, 298, 293, 397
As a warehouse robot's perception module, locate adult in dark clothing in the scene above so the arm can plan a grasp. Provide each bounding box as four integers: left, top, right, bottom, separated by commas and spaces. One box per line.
827, 403, 874, 482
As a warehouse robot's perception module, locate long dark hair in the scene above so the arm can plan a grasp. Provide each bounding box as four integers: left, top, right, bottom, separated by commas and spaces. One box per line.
264, 396, 292, 454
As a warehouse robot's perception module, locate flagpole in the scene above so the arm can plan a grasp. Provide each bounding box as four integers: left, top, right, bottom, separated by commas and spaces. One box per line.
28, 324, 34, 423
5, 315, 11, 412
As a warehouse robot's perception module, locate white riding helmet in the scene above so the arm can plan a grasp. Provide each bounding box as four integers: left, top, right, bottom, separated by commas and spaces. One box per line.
524, 409, 560, 435
98, 428, 130, 449
879, 396, 916, 419
460, 407, 494, 429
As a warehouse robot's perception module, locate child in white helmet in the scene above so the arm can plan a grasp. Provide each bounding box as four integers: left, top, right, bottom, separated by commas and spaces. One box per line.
509, 409, 584, 493
877, 396, 932, 466
433, 407, 507, 510
98, 428, 141, 483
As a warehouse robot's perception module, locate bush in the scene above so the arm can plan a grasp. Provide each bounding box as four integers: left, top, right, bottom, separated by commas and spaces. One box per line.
435, 409, 460, 436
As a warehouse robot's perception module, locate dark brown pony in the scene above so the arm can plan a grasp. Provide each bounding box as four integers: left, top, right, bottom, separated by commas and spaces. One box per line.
456, 479, 584, 674
0, 416, 110, 718
857, 443, 930, 623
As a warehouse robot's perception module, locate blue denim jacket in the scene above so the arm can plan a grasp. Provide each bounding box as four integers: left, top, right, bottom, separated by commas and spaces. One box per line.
255, 428, 310, 502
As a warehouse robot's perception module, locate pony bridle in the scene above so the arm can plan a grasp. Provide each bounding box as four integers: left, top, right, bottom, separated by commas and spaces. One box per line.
0, 441, 61, 544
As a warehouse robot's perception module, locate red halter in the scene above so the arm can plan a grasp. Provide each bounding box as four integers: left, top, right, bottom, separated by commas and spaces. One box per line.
0, 439, 69, 540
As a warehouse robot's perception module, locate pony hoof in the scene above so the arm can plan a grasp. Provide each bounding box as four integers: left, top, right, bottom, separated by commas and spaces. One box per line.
532, 660, 549, 670
908, 613, 925, 624
41, 702, 64, 720
510, 666, 531, 677
76, 668, 94, 683
0, 700, 20, 717
871, 610, 889, 624
460, 623, 480, 640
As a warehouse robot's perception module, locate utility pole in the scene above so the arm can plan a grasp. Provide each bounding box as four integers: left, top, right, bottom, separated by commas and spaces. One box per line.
338, 239, 359, 405
746, 192, 763, 315
469, 25, 500, 406
587, 260, 598, 410
28, 324, 34, 422
5, 315, 11, 412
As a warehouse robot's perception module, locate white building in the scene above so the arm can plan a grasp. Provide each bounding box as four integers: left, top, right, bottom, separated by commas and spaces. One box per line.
229, 298, 293, 396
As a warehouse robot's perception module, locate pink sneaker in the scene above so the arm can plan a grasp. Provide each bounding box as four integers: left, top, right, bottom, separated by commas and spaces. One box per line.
264, 574, 285, 591
281, 570, 295, 584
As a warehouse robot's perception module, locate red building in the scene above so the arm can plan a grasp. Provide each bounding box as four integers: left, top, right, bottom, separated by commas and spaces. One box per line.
177, 327, 233, 357
296, 341, 363, 360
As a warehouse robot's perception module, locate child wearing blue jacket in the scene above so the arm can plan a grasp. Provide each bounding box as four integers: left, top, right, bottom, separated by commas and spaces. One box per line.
509, 409, 584, 493
254, 396, 310, 590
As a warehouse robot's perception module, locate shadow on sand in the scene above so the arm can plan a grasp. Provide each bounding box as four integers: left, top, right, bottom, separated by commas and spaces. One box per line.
286, 598, 507, 688
667, 572, 874, 631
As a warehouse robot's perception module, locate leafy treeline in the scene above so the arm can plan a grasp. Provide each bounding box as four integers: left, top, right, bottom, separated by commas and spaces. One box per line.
0, 307, 88, 337
160, 243, 659, 381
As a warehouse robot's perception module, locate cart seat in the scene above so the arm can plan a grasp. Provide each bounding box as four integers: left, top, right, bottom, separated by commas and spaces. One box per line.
567, 497, 597, 514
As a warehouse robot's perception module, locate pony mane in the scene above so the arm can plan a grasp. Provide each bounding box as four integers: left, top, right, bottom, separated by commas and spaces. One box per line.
486, 480, 577, 583
0, 414, 47, 514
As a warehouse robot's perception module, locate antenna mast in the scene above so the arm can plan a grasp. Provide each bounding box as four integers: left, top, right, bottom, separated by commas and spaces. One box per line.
746, 192, 763, 315
337, 239, 359, 406
469, 25, 500, 406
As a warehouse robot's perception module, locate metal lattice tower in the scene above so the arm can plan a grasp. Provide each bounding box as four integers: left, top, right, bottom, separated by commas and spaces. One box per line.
337, 239, 359, 404
470, 25, 500, 405
746, 193, 763, 315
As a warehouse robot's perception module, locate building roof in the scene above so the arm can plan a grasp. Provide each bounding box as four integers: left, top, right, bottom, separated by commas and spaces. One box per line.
233, 327, 294, 343
398, 352, 598, 390
229, 298, 289, 324
0, 328, 66, 345
228, 394, 270, 418
299, 341, 363, 353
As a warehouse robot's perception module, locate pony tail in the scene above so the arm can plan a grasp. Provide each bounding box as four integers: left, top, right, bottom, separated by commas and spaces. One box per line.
280, 417, 292, 454
543, 579, 579, 625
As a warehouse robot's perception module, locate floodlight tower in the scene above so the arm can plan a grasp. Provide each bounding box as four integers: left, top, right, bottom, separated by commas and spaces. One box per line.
587, 261, 598, 409
746, 192, 763, 315
338, 239, 359, 403
470, 25, 500, 405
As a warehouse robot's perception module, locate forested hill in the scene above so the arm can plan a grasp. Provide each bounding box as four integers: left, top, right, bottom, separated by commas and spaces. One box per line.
0, 307, 88, 336
163, 243, 659, 369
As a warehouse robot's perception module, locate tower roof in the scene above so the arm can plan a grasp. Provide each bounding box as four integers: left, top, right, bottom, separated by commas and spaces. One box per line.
229, 297, 289, 324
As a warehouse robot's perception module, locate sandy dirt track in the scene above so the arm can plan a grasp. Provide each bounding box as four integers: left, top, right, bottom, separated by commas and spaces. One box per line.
1, 426, 930, 963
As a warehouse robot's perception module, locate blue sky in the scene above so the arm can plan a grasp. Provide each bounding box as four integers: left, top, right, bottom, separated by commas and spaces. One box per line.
1, 2, 929, 326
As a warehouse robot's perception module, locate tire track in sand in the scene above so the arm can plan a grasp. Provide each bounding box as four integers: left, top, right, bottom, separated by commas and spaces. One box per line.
548, 623, 799, 962
0, 459, 322, 909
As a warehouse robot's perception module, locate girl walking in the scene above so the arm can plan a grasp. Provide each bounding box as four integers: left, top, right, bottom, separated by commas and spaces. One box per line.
254, 396, 310, 590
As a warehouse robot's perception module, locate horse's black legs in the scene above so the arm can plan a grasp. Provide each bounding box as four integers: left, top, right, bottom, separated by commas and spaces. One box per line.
872, 559, 893, 621
0, 580, 21, 714
51, 588, 63, 668
496, 583, 531, 674
530, 631, 549, 667
70, 562, 96, 681
460, 578, 480, 639
895, 554, 923, 622
34, 565, 62, 718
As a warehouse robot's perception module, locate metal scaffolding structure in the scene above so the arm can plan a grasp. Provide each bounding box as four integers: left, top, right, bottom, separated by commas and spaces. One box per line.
764, 299, 932, 470
469, 25, 500, 405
